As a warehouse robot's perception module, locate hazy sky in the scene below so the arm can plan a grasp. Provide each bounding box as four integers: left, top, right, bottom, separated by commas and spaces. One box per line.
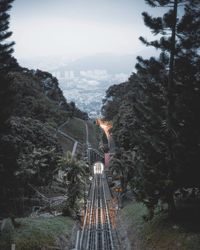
10, 0, 165, 60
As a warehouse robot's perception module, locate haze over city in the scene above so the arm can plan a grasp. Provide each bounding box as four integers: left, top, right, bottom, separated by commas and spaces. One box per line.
9, 0, 166, 117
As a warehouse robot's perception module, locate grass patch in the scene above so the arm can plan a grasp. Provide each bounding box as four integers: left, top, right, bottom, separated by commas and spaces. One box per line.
87, 121, 99, 149
57, 133, 75, 154
61, 118, 86, 143
0, 216, 74, 250
121, 201, 200, 250
60, 118, 100, 149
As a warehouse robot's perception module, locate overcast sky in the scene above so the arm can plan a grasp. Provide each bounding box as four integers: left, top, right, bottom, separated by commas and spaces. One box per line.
10, 0, 166, 60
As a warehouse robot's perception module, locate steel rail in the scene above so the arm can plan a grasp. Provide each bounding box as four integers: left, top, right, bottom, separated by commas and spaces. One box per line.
79, 179, 95, 249
100, 174, 105, 250
102, 173, 115, 250
95, 174, 99, 250
86, 177, 96, 250
78, 168, 116, 250
102, 178, 111, 250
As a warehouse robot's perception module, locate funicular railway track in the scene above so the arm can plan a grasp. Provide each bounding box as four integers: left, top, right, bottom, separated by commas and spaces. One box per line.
78, 163, 118, 250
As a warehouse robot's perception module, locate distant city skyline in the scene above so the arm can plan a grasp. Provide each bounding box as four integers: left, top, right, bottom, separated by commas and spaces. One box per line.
10, 0, 166, 61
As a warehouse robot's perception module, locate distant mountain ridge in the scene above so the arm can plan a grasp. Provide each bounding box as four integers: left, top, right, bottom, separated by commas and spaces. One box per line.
53, 53, 136, 74
19, 50, 159, 75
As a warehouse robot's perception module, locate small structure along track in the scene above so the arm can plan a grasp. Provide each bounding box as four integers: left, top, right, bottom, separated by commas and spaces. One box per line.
77, 163, 119, 250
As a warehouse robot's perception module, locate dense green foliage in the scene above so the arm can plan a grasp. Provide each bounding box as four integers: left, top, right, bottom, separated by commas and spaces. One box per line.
102, 0, 200, 218
0, 68, 79, 216
0, 1, 89, 216
0, 216, 73, 250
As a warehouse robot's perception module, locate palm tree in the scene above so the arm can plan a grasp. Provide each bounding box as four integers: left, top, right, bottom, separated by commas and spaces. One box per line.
57, 151, 90, 214
109, 150, 135, 193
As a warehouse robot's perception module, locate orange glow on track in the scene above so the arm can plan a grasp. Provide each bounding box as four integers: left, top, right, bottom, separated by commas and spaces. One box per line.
81, 205, 117, 229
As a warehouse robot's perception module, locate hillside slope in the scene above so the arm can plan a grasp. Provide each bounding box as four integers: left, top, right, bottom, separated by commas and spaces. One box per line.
58, 118, 100, 156
0, 67, 88, 217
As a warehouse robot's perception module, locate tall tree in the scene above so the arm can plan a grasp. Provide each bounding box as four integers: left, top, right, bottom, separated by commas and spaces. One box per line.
138, 0, 190, 213
0, 0, 15, 126
102, 0, 200, 218
172, 0, 200, 187
0, 0, 15, 71
139, 0, 186, 132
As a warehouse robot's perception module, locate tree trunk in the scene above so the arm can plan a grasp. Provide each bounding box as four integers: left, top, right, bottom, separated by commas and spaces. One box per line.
167, 0, 178, 197
168, 0, 178, 129
167, 192, 176, 216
